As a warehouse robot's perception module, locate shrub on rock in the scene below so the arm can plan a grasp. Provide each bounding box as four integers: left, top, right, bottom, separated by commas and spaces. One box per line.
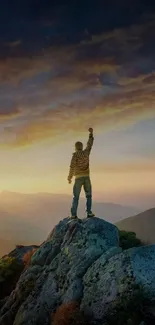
23, 248, 37, 267
119, 230, 142, 250
0, 256, 23, 299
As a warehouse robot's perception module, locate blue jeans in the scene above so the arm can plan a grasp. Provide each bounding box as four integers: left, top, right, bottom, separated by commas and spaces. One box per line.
71, 176, 92, 216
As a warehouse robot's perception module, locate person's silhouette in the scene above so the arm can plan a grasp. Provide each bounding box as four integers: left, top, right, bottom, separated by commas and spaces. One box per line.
68, 128, 95, 219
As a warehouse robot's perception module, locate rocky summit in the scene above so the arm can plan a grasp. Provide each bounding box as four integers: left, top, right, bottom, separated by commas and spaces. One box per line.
1, 217, 155, 325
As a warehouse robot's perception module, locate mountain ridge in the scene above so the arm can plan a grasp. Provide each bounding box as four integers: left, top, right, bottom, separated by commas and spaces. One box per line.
116, 207, 155, 244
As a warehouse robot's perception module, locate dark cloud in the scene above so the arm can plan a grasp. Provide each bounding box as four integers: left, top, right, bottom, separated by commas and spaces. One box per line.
0, 1, 155, 146
0, 1, 155, 45
0, 105, 19, 117
142, 74, 155, 84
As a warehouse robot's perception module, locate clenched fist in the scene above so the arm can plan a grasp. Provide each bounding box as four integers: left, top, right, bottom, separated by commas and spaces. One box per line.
88, 127, 93, 133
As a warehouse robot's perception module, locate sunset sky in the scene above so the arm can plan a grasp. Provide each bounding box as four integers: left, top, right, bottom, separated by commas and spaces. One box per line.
0, 1, 155, 209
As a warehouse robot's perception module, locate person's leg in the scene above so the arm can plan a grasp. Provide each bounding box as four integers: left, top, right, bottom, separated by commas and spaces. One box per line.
70, 178, 83, 218
83, 176, 94, 217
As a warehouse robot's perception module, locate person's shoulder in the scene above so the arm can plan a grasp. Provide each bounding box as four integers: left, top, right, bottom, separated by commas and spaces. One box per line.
83, 148, 89, 154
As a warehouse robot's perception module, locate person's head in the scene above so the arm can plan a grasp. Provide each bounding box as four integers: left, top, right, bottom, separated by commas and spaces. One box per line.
75, 141, 83, 151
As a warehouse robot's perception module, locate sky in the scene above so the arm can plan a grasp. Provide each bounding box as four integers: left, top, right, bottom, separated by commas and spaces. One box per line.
0, 0, 155, 209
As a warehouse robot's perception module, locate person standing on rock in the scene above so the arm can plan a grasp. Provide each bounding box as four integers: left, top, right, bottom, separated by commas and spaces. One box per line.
67, 128, 95, 220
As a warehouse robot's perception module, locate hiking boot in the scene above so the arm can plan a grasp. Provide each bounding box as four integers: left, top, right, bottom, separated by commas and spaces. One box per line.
87, 212, 95, 218
69, 215, 78, 220
67, 215, 78, 223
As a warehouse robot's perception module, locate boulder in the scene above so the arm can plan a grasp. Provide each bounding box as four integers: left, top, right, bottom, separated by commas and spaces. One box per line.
81, 245, 155, 321
0, 217, 155, 325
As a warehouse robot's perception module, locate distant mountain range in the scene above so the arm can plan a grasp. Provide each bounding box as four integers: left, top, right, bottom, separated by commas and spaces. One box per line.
116, 208, 155, 244
0, 191, 141, 257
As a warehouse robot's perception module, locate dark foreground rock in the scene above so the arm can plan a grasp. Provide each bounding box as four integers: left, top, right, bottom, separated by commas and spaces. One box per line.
0, 245, 39, 302
8, 245, 39, 263
0, 217, 155, 325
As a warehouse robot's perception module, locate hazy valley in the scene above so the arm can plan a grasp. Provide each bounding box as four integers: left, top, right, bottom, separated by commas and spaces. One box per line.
0, 191, 141, 256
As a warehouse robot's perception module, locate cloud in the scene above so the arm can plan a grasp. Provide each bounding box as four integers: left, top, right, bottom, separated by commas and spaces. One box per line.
0, 104, 21, 119
0, 57, 52, 85
2, 96, 155, 148
5, 40, 22, 47
93, 160, 155, 174
1, 14, 155, 147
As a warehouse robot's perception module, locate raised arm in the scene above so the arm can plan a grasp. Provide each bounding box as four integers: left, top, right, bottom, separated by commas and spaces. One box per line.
67, 153, 76, 183
85, 128, 94, 153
